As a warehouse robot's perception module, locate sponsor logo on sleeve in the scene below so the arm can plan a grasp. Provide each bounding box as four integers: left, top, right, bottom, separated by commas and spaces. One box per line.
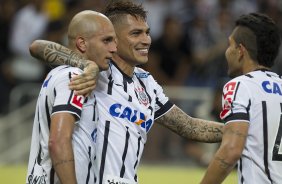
220, 81, 238, 120
70, 93, 84, 109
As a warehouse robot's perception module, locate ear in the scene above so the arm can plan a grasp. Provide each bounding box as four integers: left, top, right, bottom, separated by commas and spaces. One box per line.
76, 37, 87, 53
238, 43, 246, 61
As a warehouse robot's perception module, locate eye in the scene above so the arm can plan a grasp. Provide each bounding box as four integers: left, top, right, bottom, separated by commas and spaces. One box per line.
103, 37, 113, 44
131, 31, 141, 36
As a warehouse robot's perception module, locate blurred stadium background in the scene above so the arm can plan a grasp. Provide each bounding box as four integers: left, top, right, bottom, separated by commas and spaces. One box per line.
1, 0, 281, 183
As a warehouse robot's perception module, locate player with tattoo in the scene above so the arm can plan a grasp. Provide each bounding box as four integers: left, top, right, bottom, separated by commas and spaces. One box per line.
201, 13, 282, 184
29, 2, 223, 184
26, 11, 116, 184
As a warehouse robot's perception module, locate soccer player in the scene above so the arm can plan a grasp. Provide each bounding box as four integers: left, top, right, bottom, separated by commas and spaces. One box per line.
200, 13, 282, 184
29, 1, 223, 184
26, 11, 117, 184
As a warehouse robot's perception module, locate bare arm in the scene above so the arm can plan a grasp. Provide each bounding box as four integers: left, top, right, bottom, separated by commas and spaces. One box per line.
200, 122, 248, 184
155, 105, 223, 143
49, 113, 77, 184
29, 40, 98, 95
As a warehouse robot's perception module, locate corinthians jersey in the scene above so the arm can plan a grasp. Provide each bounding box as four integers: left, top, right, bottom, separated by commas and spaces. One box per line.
220, 70, 282, 184
26, 66, 97, 184
94, 61, 174, 184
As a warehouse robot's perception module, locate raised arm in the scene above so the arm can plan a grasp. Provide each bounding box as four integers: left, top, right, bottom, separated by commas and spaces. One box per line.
155, 105, 223, 143
29, 40, 89, 70
29, 40, 98, 95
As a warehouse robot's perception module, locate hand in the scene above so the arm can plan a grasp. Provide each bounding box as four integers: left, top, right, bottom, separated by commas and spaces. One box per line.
69, 60, 99, 96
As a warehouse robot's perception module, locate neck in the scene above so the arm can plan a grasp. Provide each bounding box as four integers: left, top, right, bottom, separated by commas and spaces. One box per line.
243, 60, 270, 74
112, 54, 135, 77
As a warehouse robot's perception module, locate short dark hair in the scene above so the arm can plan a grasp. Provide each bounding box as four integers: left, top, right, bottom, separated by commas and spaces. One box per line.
103, 0, 147, 25
233, 13, 281, 68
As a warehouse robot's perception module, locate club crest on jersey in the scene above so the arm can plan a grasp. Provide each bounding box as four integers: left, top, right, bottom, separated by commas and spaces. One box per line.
135, 87, 149, 106
70, 93, 84, 110
220, 81, 239, 120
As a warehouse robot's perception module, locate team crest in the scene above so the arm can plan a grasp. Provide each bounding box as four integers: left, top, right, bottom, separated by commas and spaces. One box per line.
135, 87, 149, 106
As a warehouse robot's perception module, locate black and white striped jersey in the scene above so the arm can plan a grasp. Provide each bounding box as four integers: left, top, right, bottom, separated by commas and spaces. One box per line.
94, 61, 174, 184
220, 69, 282, 184
26, 65, 97, 184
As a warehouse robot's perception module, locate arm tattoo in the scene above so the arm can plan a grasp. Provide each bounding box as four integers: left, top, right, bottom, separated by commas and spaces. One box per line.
156, 105, 223, 142
31, 40, 87, 70
44, 43, 86, 70
53, 159, 74, 168
215, 156, 233, 169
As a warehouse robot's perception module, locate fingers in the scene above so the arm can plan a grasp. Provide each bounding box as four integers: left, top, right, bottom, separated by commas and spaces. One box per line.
71, 85, 96, 97
69, 80, 96, 90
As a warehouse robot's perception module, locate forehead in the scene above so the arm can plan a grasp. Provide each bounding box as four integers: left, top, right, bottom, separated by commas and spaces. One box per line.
94, 18, 116, 37
118, 14, 149, 31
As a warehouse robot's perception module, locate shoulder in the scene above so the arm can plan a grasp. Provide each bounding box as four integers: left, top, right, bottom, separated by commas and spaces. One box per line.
45, 66, 83, 86
49, 65, 83, 77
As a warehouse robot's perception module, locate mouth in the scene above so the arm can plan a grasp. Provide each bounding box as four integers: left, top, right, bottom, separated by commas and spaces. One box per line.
136, 48, 149, 55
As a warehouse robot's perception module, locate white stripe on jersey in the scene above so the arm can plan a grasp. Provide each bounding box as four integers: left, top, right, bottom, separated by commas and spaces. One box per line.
26, 65, 97, 184
94, 62, 173, 183
221, 70, 282, 184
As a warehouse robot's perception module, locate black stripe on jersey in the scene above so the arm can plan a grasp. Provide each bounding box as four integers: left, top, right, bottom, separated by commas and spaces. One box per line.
99, 121, 110, 184
45, 96, 51, 129
154, 101, 174, 120
272, 103, 282, 161
52, 105, 81, 119
50, 167, 55, 184
68, 71, 72, 79
123, 75, 133, 102
224, 112, 249, 122
92, 99, 97, 121
120, 126, 130, 178
86, 146, 92, 184
262, 101, 273, 183
239, 158, 244, 183
128, 95, 132, 102
67, 90, 74, 105
123, 75, 128, 92
107, 74, 114, 95
244, 74, 253, 78
134, 134, 142, 170
154, 89, 163, 108
54, 88, 56, 97
232, 82, 240, 102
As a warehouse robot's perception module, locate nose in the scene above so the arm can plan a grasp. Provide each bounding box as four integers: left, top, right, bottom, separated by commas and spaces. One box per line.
109, 40, 117, 53
141, 33, 151, 46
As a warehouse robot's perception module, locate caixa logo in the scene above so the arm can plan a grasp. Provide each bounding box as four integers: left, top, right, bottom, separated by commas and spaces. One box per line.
109, 103, 153, 132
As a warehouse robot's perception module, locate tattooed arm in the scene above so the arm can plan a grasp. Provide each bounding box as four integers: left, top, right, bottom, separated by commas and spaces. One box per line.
29, 40, 88, 69
200, 122, 249, 184
29, 40, 98, 95
156, 105, 223, 143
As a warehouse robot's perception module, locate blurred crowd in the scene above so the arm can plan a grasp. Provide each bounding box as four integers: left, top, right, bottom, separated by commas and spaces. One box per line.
1, 0, 282, 164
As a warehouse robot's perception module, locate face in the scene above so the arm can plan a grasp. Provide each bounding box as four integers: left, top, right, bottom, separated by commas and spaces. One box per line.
225, 29, 243, 78
85, 19, 117, 71
114, 15, 151, 66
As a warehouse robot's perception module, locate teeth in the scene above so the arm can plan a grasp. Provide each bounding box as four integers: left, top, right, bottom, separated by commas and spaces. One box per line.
137, 49, 148, 53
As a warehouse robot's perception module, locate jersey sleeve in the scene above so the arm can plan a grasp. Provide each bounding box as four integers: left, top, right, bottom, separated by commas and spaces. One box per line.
220, 79, 251, 124
152, 79, 174, 120
51, 68, 85, 119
